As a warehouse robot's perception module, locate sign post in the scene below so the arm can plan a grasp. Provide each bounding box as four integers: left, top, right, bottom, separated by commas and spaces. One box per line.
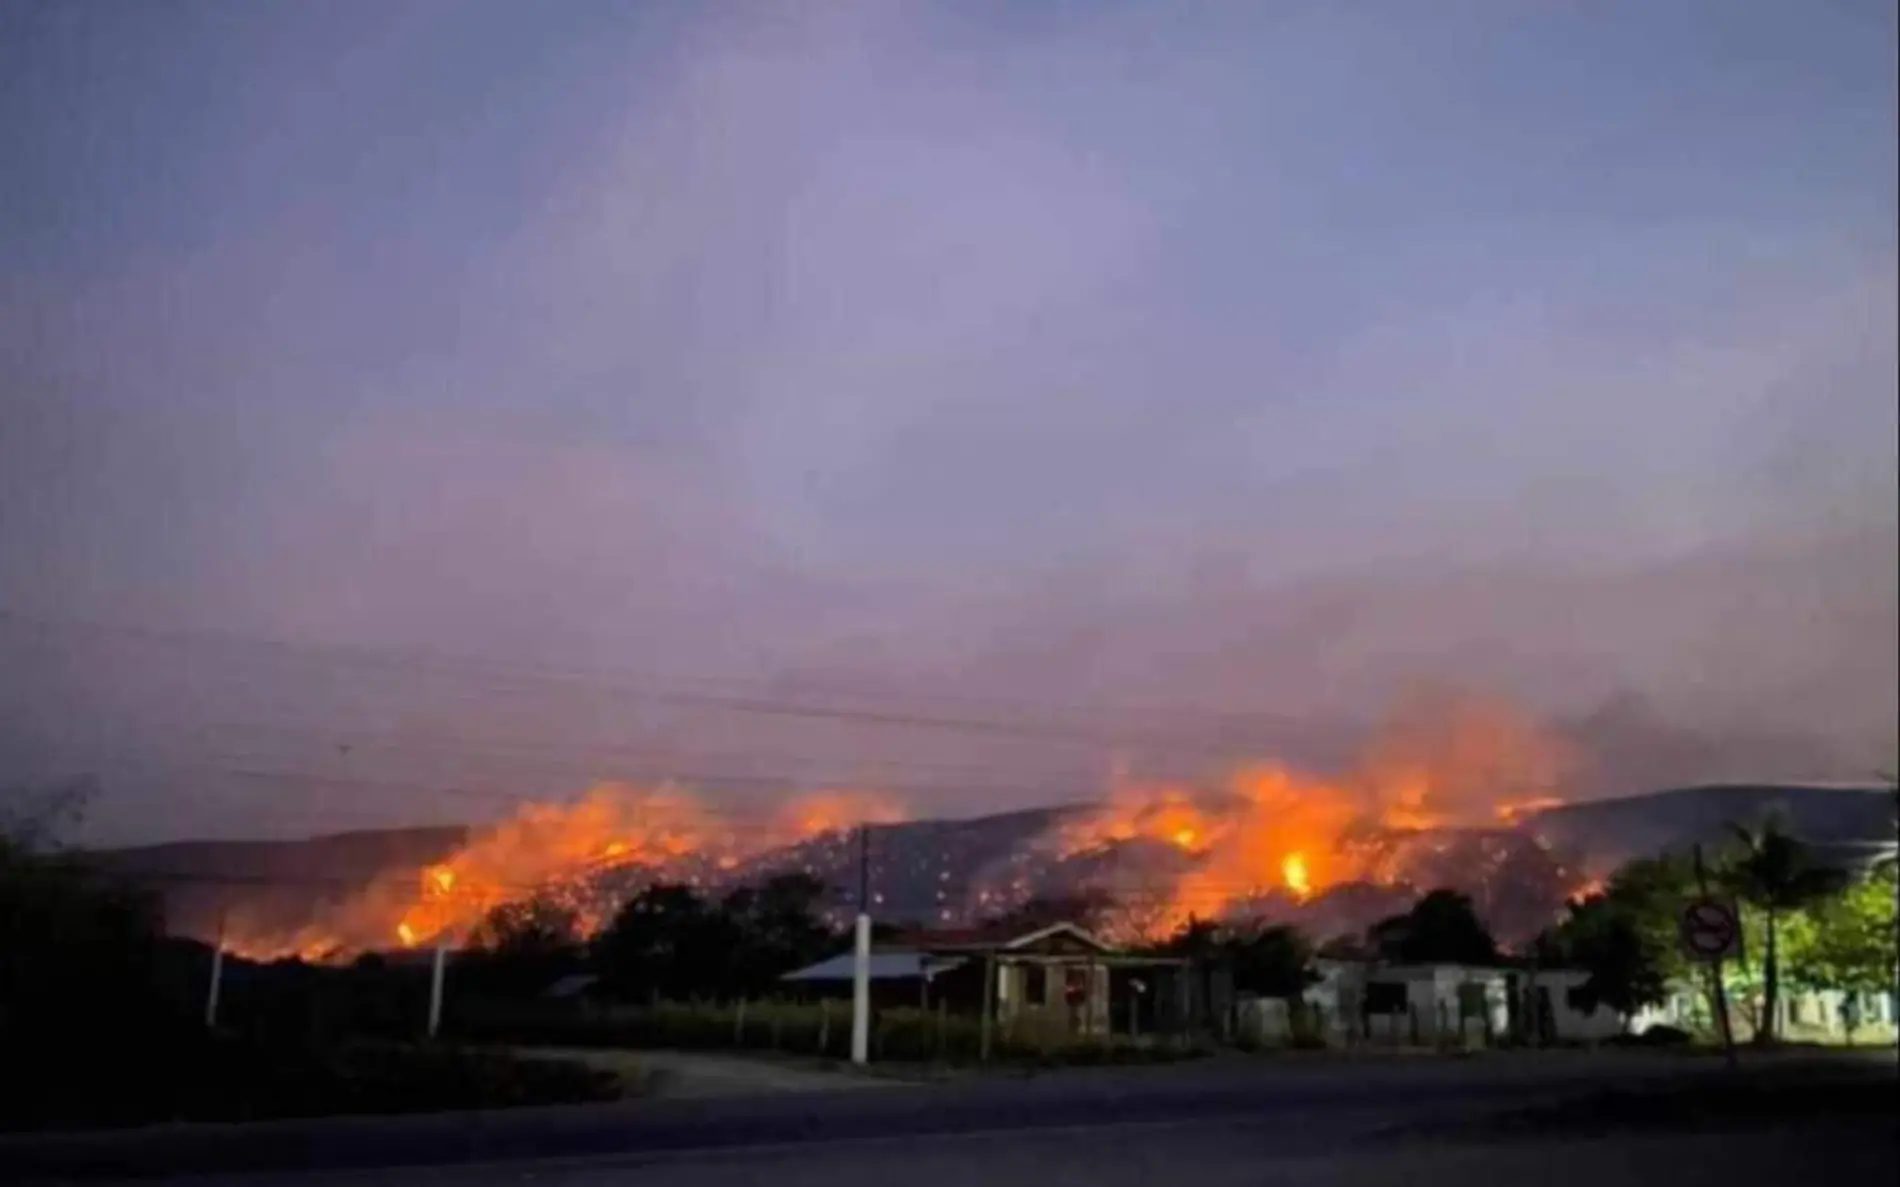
1683, 845, 1741, 1068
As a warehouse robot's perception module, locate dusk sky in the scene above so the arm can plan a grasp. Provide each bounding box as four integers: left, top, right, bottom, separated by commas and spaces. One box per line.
2, 1, 1895, 844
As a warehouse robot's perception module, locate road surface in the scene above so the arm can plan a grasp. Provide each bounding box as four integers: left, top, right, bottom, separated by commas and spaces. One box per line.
3, 1049, 1892, 1184
270, 1119, 1893, 1187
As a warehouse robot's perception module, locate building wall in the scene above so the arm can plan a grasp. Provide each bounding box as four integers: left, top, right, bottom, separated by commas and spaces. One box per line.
1299, 961, 1631, 1044
1292, 961, 1513, 1045
993, 961, 1111, 1036
1259, 959, 1897, 1046
1527, 969, 1626, 1041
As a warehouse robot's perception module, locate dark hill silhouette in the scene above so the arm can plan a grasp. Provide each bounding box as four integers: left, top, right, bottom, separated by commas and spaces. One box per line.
1524, 782, 1894, 870
90, 784, 1893, 949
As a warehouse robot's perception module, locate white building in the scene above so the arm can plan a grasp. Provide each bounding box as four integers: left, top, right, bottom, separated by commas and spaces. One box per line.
1237, 959, 1624, 1046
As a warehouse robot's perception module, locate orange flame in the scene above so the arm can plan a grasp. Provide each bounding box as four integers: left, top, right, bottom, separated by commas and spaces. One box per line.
226, 782, 909, 960
1051, 694, 1575, 938
224, 693, 1582, 958
1494, 796, 1566, 826
1282, 852, 1311, 899
1566, 876, 1607, 904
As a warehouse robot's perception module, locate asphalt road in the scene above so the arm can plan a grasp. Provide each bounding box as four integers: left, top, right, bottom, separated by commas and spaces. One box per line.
4, 1049, 1893, 1185
282, 1118, 1893, 1187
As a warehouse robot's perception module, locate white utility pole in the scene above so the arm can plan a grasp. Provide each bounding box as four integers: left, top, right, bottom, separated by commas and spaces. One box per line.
204, 911, 227, 1028
851, 824, 872, 1065
427, 941, 449, 1039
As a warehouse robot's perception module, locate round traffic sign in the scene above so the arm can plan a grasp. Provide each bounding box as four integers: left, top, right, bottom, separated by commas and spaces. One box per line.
1679, 898, 1739, 960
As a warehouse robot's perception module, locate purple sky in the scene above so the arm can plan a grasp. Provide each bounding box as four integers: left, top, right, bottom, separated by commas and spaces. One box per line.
2, 1, 1895, 843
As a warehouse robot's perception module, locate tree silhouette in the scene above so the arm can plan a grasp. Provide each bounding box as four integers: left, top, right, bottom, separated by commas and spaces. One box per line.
987, 890, 1117, 934
1369, 889, 1499, 965
1226, 924, 1316, 999
1161, 914, 1224, 1027
593, 876, 839, 1001
463, 895, 584, 998
1722, 820, 1848, 1045
1539, 892, 1668, 1019
718, 873, 834, 995
470, 895, 581, 960
593, 883, 740, 1000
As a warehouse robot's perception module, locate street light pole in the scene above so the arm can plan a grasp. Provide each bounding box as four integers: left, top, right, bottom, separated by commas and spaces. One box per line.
852, 824, 872, 1065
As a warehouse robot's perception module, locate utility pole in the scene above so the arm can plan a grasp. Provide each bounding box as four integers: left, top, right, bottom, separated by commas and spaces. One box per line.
1692, 844, 1738, 1069
204, 909, 227, 1029
980, 952, 996, 1061
427, 941, 449, 1040
852, 823, 872, 1065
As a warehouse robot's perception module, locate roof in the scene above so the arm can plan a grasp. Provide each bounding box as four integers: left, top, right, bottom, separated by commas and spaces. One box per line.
887, 921, 1116, 954
781, 951, 968, 983
542, 973, 601, 1000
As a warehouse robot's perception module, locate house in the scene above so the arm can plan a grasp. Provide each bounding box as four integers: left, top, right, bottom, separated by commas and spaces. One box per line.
904, 921, 1119, 1037
1240, 958, 1625, 1046
780, 920, 1188, 1038
1297, 960, 1511, 1044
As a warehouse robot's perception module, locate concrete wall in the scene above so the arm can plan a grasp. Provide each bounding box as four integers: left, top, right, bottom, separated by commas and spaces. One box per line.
1281, 961, 1513, 1046
1257, 959, 1897, 1047
1301, 961, 1629, 1045
1527, 970, 1625, 1041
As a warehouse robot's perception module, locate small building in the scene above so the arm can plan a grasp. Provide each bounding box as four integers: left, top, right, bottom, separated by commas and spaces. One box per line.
780, 921, 1187, 1038
906, 922, 1120, 1037
1241, 959, 1623, 1046
1301, 960, 1511, 1044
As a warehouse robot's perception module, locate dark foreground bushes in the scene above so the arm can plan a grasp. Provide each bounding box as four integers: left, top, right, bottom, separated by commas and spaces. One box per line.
0, 1029, 621, 1132
0, 838, 621, 1133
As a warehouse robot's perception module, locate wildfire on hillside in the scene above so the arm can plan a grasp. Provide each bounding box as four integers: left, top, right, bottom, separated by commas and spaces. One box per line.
1038, 695, 1580, 938
224, 784, 905, 961
221, 695, 1590, 961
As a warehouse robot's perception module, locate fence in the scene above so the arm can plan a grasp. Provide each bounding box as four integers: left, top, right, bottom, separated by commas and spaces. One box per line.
1234, 994, 1512, 1052
449, 996, 1197, 1066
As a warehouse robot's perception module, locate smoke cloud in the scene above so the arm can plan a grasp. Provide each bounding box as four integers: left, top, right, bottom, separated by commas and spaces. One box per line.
2, 1, 1893, 843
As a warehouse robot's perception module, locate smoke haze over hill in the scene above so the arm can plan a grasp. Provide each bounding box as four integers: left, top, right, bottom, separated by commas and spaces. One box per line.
2, 2, 1894, 845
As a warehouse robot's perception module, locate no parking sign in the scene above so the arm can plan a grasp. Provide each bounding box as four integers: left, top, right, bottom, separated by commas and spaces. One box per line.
1678, 897, 1742, 963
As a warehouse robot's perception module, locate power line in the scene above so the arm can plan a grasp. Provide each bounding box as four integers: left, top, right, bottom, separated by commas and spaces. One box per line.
0, 608, 1301, 756
16, 742, 1095, 815
0, 606, 1299, 731
11, 708, 1110, 792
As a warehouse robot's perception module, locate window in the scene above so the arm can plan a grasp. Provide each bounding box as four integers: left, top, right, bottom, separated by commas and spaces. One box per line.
1365, 982, 1408, 1014
1458, 982, 1489, 1019
1023, 964, 1047, 1006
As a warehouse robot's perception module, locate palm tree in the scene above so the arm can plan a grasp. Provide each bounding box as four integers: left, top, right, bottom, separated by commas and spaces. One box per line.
1723, 820, 1848, 1044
